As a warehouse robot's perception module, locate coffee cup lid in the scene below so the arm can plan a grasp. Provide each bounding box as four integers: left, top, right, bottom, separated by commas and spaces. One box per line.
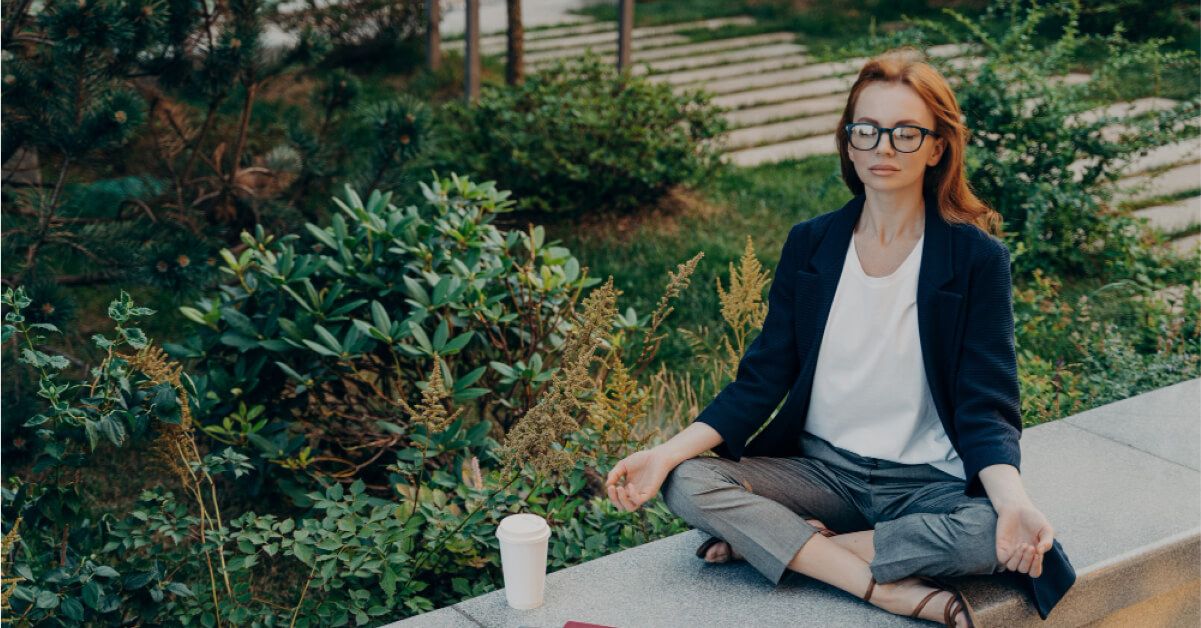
497, 513, 550, 542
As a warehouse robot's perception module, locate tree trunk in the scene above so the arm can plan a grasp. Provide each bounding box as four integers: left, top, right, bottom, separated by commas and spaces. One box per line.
505, 0, 524, 85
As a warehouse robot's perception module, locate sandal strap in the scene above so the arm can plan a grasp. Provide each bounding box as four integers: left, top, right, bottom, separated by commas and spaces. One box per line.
911, 589, 942, 618
863, 575, 876, 602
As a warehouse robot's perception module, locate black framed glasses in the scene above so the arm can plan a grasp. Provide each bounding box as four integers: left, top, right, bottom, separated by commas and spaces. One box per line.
844, 122, 940, 153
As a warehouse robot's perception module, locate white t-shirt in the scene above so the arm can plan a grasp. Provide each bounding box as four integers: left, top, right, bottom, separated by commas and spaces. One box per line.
803, 230, 966, 480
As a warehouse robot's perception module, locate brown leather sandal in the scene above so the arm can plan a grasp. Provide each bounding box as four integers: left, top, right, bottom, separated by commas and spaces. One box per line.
862, 575, 974, 627
911, 576, 976, 628
695, 523, 837, 561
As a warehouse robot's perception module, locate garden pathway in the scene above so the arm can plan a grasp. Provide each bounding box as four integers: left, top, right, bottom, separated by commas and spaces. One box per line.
450, 13, 1200, 256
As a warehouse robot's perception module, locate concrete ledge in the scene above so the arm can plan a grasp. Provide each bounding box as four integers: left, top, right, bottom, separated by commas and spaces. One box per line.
391, 379, 1201, 627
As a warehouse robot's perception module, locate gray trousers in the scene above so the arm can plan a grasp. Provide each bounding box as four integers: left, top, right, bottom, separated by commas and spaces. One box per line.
661, 430, 1004, 586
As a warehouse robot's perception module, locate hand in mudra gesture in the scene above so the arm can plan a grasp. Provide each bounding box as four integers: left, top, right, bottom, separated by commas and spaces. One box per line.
995, 502, 1054, 578
605, 447, 675, 512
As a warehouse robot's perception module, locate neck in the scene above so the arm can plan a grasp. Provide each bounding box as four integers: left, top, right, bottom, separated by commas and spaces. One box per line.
858, 184, 926, 245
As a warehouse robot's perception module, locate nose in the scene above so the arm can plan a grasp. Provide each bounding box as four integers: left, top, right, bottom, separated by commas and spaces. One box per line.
874, 132, 897, 156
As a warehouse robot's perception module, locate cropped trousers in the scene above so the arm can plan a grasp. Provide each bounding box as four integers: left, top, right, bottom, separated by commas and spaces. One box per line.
661, 430, 1005, 586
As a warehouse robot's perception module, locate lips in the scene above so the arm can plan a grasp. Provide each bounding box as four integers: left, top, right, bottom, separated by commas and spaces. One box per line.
869, 166, 900, 172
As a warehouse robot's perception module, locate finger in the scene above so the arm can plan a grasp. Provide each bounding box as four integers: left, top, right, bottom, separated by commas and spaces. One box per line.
617, 485, 637, 511
1005, 543, 1025, 572
1031, 552, 1044, 578
996, 542, 1013, 567
606, 484, 618, 507
1019, 545, 1035, 573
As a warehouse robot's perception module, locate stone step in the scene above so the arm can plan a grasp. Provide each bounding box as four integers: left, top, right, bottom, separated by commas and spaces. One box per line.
1069, 131, 1201, 180
710, 74, 855, 110
706, 52, 979, 110
631, 42, 808, 76
1120, 133, 1201, 176
723, 113, 842, 150
1115, 162, 1201, 204
461, 19, 611, 44
722, 94, 847, 129
462, 15, 756, 52
1171, 232, 1200, 254
667, 43, 967, 96
506, 32, 690, 60
531, 32, 799, 68
1134, 196, 1201, 233
1067, 97, 1182, 126
649, 53, 815, 87
724, 134, 835, 166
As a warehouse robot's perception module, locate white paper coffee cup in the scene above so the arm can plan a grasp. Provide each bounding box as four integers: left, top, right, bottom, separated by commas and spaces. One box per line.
495, 513, 552, 610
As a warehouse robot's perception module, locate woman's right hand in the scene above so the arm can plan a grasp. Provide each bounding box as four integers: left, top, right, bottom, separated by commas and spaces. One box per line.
604, 446, 676, 512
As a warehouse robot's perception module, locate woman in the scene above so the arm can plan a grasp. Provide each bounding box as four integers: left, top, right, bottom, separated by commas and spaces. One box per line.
603, 48, 1075, 627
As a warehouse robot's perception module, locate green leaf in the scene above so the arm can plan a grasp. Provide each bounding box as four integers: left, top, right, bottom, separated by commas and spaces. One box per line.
35, 590, 59, 609
60, 596, 84, 620
81, 581, 101, 608
92, 565, 120, 578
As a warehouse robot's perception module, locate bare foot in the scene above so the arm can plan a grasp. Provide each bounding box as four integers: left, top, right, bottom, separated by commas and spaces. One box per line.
702, 519, 829, 564
873, 575, 970, 627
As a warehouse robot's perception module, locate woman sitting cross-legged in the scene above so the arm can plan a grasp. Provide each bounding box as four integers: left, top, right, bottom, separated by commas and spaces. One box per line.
603, 47, 1075, 628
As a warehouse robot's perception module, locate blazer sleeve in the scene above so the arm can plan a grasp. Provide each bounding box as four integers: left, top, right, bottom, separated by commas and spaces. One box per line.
692, 223, 804, 461
954, 241, 1023, 498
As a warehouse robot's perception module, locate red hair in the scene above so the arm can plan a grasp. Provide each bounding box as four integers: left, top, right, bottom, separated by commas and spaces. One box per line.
835, 47, 1002, 236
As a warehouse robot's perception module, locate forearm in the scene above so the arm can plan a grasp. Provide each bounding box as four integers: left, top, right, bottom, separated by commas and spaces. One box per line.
978, 463, 1033, 511
654, 421, 724, 467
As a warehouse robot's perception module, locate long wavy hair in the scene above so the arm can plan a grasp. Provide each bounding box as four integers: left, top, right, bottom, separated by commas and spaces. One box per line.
835, 47, 1002, 237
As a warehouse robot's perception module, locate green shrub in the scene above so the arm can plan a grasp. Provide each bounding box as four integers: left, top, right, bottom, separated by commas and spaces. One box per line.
428, 53, 727, 215
1, 259, 693, 624
158, 173, 608, 503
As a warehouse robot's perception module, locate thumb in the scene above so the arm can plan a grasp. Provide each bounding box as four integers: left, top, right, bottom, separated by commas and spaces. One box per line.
606, 460, 626, 487
1037, 525, 1054, 553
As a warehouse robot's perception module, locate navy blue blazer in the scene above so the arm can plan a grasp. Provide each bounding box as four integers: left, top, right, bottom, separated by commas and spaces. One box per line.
692, 193, 1076, 619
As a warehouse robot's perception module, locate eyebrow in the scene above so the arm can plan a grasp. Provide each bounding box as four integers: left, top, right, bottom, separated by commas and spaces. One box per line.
855, 117, 926, 126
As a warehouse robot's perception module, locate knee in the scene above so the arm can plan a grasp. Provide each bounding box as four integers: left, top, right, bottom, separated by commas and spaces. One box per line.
947, 503, 1001, 574
661, 457, 725, 516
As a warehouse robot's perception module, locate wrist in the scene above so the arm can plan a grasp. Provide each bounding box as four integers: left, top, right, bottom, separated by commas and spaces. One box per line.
990, 493, 1034, 512
653, 442, 691, 468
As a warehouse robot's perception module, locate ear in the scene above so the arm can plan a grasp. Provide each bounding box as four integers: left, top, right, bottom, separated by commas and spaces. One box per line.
926, 137, 946, 167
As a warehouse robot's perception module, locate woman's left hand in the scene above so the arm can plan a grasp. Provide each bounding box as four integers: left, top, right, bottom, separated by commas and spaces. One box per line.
994, 502, 1054, 577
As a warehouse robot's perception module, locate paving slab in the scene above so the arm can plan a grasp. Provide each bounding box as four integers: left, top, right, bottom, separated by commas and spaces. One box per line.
500, 32, 689, 60
1133, 196, 1201, 233
538, 32, 799, 69
670, 56, 861, 93
1171, 232, 1200, 254
674, 43, 970, 92
441, 0, 594, 37
1067, 97, 1182, 126
463, 15, 755, 51
723, 132, 836, 166
390, 380, 1201, 627
1071, 133, 1201, 180
722, 94, 847, 128
709, 75, 857, 109
650, 53, 816, 86
1063, 378, 1200, 472
630, 42, 808, 75
723, 113, 842, 150
1115, 162, 1201, 203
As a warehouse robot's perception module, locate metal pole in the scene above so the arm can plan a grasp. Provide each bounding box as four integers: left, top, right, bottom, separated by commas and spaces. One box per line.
617, 0, 633, 72
465, 0, 480, 103
427, 0, 441, 72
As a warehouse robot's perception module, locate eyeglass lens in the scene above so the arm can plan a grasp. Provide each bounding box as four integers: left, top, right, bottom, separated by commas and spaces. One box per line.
848, 124, 925, 153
